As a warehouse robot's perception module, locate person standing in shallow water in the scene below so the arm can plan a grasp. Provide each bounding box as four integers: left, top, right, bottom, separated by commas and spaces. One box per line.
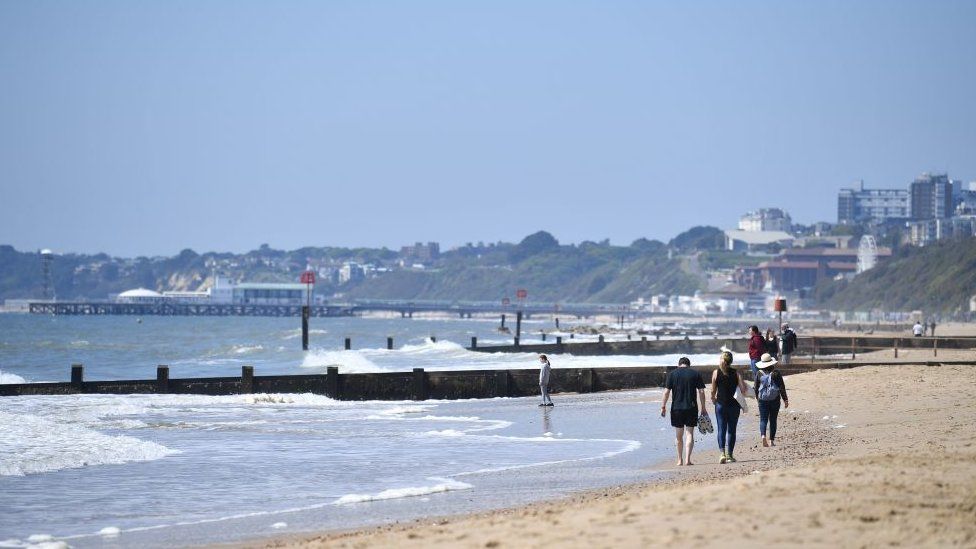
711, 351, 749, 464
538, 354, 553, 407
661, 357, 708, 466
754, 353, 790, 447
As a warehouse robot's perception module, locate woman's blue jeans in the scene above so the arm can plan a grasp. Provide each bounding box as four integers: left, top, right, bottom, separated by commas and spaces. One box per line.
758, 398, 781, 440
715, 401, 741, 456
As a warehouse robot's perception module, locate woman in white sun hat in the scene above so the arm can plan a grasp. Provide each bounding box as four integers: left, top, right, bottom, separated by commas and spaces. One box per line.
753, 353, 789, 447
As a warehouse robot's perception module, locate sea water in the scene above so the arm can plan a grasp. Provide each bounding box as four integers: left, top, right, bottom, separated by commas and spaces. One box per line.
0, 314, 729, 547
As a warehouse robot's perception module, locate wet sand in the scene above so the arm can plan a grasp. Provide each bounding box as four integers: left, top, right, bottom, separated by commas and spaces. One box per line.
248, 363, 976, 548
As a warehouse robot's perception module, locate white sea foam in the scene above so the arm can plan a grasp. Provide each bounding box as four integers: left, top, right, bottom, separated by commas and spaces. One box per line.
333, 478, 472, 505
0, 371, 27, 384
271, 522, 288, 529
97, 527, 120, 537
0, 410, 179, 476
299, 349, 385, 373
232, 344, 264, 354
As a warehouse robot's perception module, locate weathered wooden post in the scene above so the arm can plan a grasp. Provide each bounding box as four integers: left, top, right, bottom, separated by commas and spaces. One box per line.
541, 332, 547, 342
241, 365, 254, 394
300, 270, 315, 351
387, 337, 394, 350
894, 339, 899, 358
598, 334, 605, 344
514, 336, 520, 348
515, 311, 523, 343
500, 313, 506, 328
301, 305, 310, 351
412, 368, 428, 400
934, 338, 938, 357
470, 336, 478, 349
344, 337, 351, 350
580, 368, 595, 393
71, 364, 84, 391
556, 336, 563, 352
851, 337, 856, 360
326, 366, 339, 399
156, 365, 169, 394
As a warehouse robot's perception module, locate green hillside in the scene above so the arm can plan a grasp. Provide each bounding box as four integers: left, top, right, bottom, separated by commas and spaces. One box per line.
813, 237, 976, 313
0, 232, 706, 304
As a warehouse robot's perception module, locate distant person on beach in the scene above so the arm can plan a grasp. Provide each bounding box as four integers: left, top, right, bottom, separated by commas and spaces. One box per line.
780, 323, 798, 364
764, 328, 779, 358
913, 321, 924, 337
748, 325, 765, 379
538, 354, 553, 407
661, 357, 708, 466
710, 351, 749, 463
754, 353, 789, 447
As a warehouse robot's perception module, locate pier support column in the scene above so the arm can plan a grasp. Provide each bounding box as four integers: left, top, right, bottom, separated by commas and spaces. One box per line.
301, 306, 310, 351
387, 337, 394, 350
71, 364, 84, 391
156, 365, 169, 394
514, 336, 520, 348
470, 336, 478, 349
241, 365, 254, 394
326, 366, 339, 399
412, 368, 428, 401
345, 337, 351, 350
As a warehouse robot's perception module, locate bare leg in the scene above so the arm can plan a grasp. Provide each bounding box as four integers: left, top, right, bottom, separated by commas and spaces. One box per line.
674, 427, 684, 466
684, 427, 696, 465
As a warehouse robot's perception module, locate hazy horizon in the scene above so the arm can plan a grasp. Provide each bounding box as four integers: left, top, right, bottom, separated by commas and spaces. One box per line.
2, 1, 975, 257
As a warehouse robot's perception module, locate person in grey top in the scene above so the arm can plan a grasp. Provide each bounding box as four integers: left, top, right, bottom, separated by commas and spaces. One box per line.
538, 354, 553, 407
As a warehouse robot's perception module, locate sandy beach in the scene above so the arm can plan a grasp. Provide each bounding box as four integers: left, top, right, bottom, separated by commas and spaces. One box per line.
246, 363, 976, 548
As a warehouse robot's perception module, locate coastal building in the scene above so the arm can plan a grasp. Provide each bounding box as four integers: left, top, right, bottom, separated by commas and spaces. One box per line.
115, 277, 310, 306
723, 229, 795, 252
909, 216, 976, 246
232, 282, 307, 305
910, 173, 953, 220
734, 247, 892, 291
116, 288, 165, 303
400, 242, 440, 263
339, 262, 365, 284
836, 181, 910, 225
738, 208, 792, 232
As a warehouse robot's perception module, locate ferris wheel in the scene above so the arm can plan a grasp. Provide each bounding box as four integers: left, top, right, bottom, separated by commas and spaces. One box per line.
857, 235, 878, 273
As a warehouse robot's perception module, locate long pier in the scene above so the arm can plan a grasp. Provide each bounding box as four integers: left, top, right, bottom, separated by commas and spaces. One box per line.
28, 302, 354, 317
26, 299, 684, 319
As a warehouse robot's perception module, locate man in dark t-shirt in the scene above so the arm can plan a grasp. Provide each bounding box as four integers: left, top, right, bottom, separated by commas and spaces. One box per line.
661, 356, 708, 466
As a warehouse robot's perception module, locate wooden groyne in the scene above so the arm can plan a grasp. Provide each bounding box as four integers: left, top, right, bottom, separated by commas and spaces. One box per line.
468, 335, 976, 359
3, 360, 974, 401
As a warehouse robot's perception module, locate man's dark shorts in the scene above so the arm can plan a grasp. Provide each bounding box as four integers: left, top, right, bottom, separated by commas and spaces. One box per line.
670, 408, 698, 428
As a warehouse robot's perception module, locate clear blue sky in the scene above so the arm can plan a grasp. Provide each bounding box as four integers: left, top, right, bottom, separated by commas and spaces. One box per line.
2, 1, 974, 257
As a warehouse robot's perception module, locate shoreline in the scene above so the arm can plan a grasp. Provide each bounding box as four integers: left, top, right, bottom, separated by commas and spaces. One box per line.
236, 363, 976, 548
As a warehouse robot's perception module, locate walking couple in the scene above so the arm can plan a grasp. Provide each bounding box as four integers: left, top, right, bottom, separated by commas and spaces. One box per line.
661, 352, 789, 465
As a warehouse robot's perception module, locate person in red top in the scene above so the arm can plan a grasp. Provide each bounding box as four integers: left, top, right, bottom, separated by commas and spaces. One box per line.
747, 325, 765, 381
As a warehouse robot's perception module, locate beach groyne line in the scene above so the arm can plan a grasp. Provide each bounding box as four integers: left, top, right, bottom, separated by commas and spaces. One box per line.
468, 335, 976, 358
3, 360, 974, 400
